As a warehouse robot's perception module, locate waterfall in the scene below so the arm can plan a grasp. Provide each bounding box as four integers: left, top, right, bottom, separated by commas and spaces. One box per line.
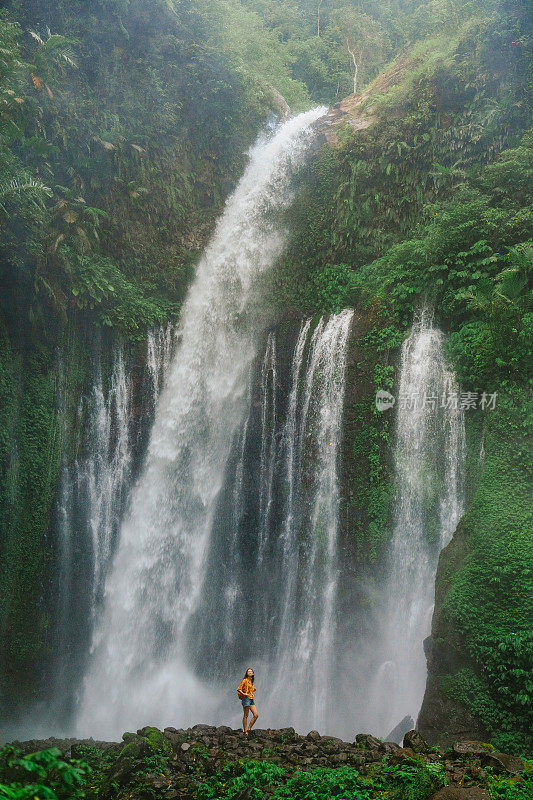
265, 310, 354, 731
51, 332, 172, 726
147, 324, 176, 399
80, 347, 132, 610
354, 309, 466, 737
185, 310, 353, 734
78, 108, 326, 737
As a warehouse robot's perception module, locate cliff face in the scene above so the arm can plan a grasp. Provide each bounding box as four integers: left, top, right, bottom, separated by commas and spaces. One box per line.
418, 520, 490, 747
419, 393, 533, 754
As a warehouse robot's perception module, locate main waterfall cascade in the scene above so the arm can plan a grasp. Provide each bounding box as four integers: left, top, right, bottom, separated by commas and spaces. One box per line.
78, 108, 327, 737
349, 310, 466, 739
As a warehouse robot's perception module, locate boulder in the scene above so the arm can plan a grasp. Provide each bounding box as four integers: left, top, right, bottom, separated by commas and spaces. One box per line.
278, 727, 297, 740
355, 733, 382, 750
387, 746, 417, 764
403, 729, 431, 753
380, 741, 402, 754
431, 789, 490, 800
268, 87, 291, 119
307, 730, 320, 741
481, 751, 524, 775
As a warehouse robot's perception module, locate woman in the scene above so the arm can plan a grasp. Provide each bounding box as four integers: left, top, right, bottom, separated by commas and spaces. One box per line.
237, 667, 259, 735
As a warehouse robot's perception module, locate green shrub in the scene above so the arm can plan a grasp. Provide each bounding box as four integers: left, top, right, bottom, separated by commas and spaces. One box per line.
379, 758, 445, 800
0, 746, 90, 800
272, 766, 374, 800
194, 759, 285, 799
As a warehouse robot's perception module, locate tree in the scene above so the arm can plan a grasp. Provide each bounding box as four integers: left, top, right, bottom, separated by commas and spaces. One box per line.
331, 7, 385, 94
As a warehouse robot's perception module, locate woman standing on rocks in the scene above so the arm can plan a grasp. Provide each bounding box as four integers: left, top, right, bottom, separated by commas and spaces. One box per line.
237, 668, 259, 736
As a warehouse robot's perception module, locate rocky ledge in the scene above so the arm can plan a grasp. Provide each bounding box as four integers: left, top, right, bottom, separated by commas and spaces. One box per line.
9, 725, 529, 800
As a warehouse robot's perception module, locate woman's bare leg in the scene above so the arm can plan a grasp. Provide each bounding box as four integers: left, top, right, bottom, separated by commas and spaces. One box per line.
247, 704, 259, 732
242, 706, 249, 733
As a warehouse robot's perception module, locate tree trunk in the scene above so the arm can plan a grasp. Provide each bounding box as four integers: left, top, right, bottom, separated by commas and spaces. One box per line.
346, 42, 359, 94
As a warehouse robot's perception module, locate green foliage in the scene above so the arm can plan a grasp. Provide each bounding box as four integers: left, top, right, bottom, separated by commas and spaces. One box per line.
0, 746, 90, 800
275, 5, 532, 329
286, 133, 532, 388
273, 766, 374, 799
0, 0, 291, 340
194, 757, 449, 799
0, 330, 63, 690
488, 772, 533, 800
195, 759, 285, 799
379, 757, 445, 800
342, 313, 402, 565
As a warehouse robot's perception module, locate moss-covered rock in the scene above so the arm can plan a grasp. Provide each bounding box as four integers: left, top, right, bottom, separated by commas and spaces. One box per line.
419, 393, 533, 754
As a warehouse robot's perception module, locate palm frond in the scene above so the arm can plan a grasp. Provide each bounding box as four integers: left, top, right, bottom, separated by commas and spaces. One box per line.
0, 174, 53, 213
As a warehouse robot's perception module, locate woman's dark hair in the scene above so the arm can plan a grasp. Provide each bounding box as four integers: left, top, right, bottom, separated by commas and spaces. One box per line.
243, 668, 255, 684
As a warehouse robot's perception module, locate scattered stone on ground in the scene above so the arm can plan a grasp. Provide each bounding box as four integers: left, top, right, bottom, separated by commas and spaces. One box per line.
431, 788, 491, 800
8, 726, 527, 799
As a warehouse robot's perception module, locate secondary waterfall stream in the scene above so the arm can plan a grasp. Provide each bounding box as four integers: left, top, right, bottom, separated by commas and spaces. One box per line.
351, 309, 466, 738
50, 330, 174, 726
78, 108, 326, 737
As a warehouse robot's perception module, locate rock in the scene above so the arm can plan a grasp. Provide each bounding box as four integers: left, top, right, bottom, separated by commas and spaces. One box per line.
279, 727, 296, 740
388, 746, 417, 764
466, 765, 486, 780
306, 730, 320, 741
192, 724, 216, 733
268, 87, 290, 119
180, 742, 191, 752
380, 741, 402, 754
452, 741, 494, 756
386, 715, 415, 744
403, 729, 431, 753
355, 733, 382, 750
481, 751, 524, 775
216, 725, 232, 735
144, 775, 170, 789
430, 788, 490, 800
119, 740, 143, 760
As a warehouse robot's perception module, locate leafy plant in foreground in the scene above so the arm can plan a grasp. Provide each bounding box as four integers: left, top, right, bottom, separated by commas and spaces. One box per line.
0, 746, 90, 800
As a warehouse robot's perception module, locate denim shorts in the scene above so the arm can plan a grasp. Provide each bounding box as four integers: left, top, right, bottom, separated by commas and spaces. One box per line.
241, 697, 254, 707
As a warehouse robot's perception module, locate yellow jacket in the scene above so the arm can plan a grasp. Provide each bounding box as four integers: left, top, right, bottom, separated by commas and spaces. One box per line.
237, 678, 255, 699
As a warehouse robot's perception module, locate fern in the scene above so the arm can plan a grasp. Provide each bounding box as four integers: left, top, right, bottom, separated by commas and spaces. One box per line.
0, 173, 52, 212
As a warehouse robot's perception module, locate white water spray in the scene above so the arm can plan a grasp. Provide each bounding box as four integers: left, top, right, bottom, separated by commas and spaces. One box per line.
264, 310, 354, 731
